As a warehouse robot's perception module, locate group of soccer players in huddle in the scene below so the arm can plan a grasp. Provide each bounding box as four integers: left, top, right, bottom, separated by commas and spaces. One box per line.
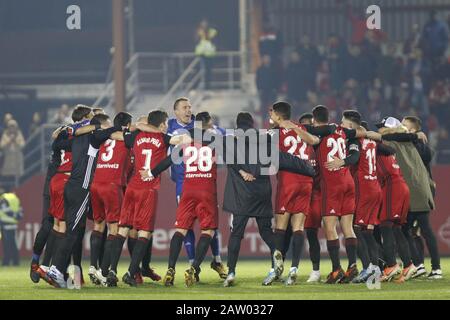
28, 97, 441, 289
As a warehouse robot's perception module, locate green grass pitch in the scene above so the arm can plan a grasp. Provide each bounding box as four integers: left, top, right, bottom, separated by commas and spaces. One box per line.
1, 258, 449, 300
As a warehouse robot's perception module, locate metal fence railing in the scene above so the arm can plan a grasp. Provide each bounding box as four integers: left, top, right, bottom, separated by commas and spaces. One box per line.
19, 124, 60, 186
91, 51, 242, 113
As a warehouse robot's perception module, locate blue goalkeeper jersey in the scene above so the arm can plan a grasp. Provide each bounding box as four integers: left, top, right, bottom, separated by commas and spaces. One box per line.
67, 119, 91, 136
167, 117, 195, 197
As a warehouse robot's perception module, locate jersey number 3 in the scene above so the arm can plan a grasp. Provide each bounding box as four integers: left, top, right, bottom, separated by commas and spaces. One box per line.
101, 140, 116, 162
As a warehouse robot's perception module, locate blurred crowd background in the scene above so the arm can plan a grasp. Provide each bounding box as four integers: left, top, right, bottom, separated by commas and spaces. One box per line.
255, 7, 450, 164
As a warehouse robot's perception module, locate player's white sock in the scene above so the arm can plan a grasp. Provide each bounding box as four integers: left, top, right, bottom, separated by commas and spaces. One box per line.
189, 259, 194, 265
213, 256, 222, 263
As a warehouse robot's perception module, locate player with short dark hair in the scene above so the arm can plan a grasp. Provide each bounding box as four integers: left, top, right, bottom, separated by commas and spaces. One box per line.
312, 105, 365, 284
30, 107, 95, 283
266, 102, 320, 285
88, 112, 133, 285
168, 98, 227, 280
363, 117, 417, 282
327, 111, 383, 283
96, 110, 190, 287
298, 112, 323, 283
374, 132, 412, 283
223, 112, 317, 287
44, 114, 123, 288
71, 105, 93, 123
143, 112, 220, 287
299, 113, 313, 124
32, 128, 73, 280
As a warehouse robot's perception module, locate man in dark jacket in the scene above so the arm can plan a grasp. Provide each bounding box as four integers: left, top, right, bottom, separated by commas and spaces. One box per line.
222, 112, 316, 287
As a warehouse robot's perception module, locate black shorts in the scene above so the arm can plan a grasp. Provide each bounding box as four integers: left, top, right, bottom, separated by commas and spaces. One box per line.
63, 181, 90, 233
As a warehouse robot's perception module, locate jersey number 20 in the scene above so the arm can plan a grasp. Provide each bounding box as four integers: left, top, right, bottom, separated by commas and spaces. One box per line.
327, 137, 346, 161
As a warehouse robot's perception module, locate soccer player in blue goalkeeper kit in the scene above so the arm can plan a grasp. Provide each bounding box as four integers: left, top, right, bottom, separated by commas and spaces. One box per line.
168, 97, 227, 280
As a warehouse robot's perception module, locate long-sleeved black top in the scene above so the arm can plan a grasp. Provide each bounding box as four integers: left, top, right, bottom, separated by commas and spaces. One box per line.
68, 126, 121, 189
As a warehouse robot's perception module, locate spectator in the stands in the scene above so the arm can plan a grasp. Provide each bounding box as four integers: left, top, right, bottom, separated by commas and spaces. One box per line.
426, 115, 450, 163
316, 60, 331, 93
340, 80, 358, 110
429, 79, 450, 130
365, 79, 385, 124
394, 82, 413, 119
421, 10, 449, 67
286, 51, 308, 107
259, 24, 283, 69
436, 126, 450, 163
1, 113, 14, 135
0, 114, 13, 172
296, 35, 320, 92
256, 54, 279, 115
346, 45, 373, 84
29, 112, 42, 137
377, 44, 402, 100
325, 34, 348, 91
344, 2, 368, 45
51, 104, 71, 124
0, 189, 23, 266
195, 18, 218, 90
433, 56, 450, 82
343, 1, 385, 45
0, 120, 25, 180
403, 24, 422, 57
361, 30, 383, 81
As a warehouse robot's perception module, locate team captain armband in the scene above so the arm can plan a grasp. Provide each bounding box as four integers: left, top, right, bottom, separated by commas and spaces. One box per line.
348, 143, 360, 152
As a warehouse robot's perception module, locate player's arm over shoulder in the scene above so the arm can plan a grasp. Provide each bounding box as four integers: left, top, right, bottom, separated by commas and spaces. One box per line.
52, 129, 72, 151
280, 121, 320, 145
382, 132, 419, 143
279, 151, 316, 177
122, 130, 139, 149
304, 124, 337, 138
343, 126, 366, 139
166, 133, 192, 146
